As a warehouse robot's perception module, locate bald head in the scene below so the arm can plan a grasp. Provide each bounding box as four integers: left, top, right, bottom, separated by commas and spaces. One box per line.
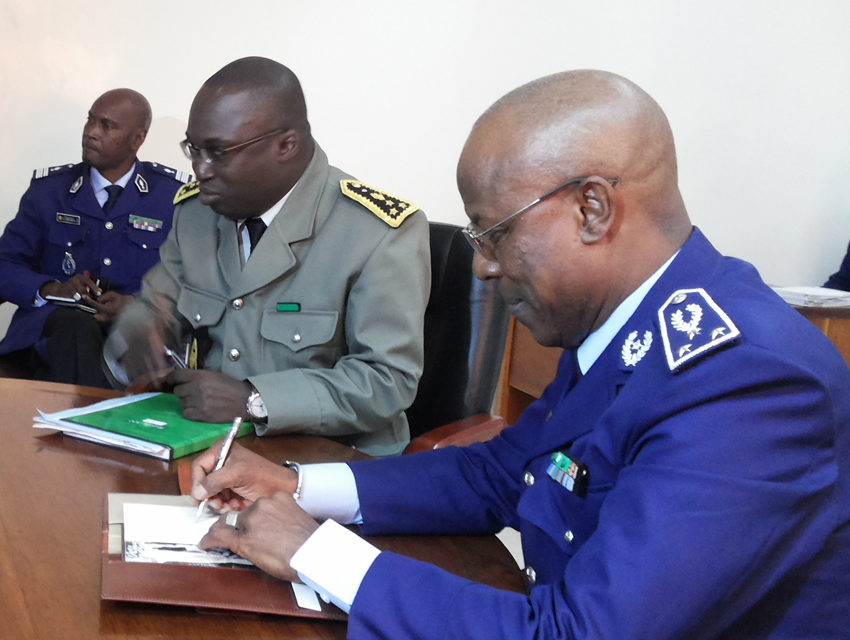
98, 88, 152, 131
201, 57, 311, 139
460, 70, 688, 238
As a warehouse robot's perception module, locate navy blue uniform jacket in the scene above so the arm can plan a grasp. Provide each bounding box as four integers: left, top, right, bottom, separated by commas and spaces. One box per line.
0, 161, 185, 355
825, 239, 850, 291
348, 228, 850, 639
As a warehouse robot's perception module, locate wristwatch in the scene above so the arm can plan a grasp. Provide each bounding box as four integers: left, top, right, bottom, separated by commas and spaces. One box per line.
246, 388, 268, 421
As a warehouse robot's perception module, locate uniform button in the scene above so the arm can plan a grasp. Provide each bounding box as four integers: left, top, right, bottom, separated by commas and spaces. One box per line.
523, 471, 535, 487
292, 332, 302, 344
564, 530, 575, 544
524, 566, 537, 585
103, 257, 112, 266
232, 298, 244, 310
105, 221, 114, 230
545, 410, 553, 421
66, 241, 73, 247
194, 313, 202, 322
228, 348, 240, 361
672, 292, 686, 304
142, 243, 148, 249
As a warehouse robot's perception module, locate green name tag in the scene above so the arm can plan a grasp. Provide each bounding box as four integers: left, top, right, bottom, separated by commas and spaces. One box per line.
276, 303, 301, 312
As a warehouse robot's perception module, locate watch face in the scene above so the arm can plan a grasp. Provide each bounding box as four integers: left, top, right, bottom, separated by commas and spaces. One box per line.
248, 391, 268, 419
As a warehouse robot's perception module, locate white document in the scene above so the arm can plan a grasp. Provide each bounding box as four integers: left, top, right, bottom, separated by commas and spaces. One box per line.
122, 502, 252, 566
772, 285, 850, 308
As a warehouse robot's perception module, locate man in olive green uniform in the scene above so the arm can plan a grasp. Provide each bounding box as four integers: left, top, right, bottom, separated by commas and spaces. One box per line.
106, 57, 429, 456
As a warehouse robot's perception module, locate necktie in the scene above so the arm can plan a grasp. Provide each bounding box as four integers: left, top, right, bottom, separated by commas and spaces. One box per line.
102, 185, 123, 213
245, 217, 267, 252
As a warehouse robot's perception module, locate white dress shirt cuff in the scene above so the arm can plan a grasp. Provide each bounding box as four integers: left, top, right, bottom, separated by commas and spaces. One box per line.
290, 519, 380, 614
297, 463, 362, 524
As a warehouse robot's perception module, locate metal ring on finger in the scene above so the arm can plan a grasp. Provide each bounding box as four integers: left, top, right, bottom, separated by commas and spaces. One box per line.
225, 511, 240, 530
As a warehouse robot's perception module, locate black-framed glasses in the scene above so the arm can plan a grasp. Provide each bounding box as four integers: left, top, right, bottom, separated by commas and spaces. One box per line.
180, 128, 288, 165
462, 175, 620, 261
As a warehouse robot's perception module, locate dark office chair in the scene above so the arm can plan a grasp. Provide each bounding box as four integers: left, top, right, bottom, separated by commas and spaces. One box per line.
403, 222, 511, 454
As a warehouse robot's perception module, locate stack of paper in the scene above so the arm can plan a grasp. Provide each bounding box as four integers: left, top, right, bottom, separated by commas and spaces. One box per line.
33, 392, 253, 460
771, 286, 850, 308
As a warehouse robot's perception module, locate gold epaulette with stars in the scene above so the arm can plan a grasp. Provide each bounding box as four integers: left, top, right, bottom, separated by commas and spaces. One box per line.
173, 180, 200, 205
340, 180, 419, 228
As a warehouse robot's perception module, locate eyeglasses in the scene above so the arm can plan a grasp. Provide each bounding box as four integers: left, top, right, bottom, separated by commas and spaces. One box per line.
180, 128, 288, 165
462, 175, 619, 261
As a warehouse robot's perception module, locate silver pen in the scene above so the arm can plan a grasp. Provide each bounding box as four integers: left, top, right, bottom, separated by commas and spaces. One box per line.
195, 417, 243, 521
163, 345, 187, 369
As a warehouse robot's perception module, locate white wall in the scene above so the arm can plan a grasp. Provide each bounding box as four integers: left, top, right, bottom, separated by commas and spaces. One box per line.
2, 0, 849, 333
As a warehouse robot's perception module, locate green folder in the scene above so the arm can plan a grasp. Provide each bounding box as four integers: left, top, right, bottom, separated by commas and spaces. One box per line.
35, 393, 252, 460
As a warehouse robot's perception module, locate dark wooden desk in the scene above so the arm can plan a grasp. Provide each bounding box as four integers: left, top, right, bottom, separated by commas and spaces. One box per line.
1, 379, 523, 639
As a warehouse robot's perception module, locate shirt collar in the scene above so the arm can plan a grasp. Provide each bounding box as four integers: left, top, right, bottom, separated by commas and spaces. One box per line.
576, 250, 679, 374
90, 163, 136, 193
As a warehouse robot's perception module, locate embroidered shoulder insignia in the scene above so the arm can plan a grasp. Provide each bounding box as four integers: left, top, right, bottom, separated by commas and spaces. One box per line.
149, 162, 193, 184
173, 180, 200, 205
340, 179, 419, 228
658, 288, 740, 371
33, 164, 75, 180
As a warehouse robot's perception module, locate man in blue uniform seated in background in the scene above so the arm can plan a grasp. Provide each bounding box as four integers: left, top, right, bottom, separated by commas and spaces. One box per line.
190, 70, 850, 638
0, 88, 189, 387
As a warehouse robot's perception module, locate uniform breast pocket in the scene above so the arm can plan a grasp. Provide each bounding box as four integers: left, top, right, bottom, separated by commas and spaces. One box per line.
125, 226, 168, 274
45, 221, 88, 274
177, 286, 227, 329
260, 310, 340, 363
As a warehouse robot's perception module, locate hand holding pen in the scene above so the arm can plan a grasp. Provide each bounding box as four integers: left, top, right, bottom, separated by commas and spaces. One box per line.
195, 417, 243, 520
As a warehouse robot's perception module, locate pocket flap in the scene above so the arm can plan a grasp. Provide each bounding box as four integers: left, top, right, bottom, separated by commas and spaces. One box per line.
177, 286, 227, 328
260, 309, 338, 352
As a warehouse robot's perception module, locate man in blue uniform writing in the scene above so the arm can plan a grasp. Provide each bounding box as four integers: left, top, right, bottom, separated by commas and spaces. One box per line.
190, 70, 850, 638
0, 88, 189, 387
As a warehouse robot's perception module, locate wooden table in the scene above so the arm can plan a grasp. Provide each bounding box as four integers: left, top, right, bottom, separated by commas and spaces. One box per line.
0, 379, 523, 639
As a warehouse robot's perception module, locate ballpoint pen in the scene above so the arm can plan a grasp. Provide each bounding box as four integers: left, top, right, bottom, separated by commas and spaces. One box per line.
195, 417, 243, 521
163, 345, 187, 369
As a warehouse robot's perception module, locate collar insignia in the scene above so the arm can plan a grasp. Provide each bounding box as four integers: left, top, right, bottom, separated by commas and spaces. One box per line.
659, 288, 740, 371
134, 174, 149, 193
69, 176, 84, 194
621, 330, 653, 367
340, 179, 418, 228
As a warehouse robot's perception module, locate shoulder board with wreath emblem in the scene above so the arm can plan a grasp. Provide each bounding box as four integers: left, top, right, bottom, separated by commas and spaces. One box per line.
340, 179, 419, 228
173, 180, 200, 205
658, 288, 741, 371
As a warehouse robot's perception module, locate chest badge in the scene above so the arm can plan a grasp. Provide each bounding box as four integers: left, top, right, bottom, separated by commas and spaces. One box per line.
61, 251, 76, 275
621, 330, 652, 366
546, 451, 588, 497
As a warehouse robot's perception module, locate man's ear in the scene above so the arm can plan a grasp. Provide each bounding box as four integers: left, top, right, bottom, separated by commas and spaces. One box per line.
276, 129, 300, 162
130, 129, 147, 154
578, 178, 615, 244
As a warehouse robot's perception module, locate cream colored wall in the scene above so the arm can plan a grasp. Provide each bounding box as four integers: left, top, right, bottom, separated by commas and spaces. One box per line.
1, 0, 849, 334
